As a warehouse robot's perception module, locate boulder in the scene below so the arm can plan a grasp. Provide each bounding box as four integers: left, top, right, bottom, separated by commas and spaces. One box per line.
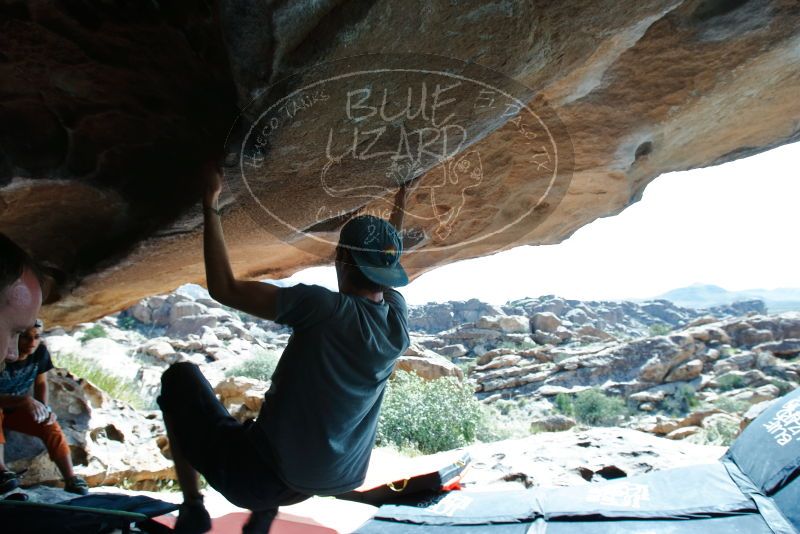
531, 414, 576, 432
476, 315, 530, 334
629, 390, 667, 404
438, 344, 468, 358
214, 376, 269, 418
533, 331, 562, 346
478, 368, 552, 394
564, 308, 592, 326
736, 328, 774, 347
169, 301, 208, 322
664, 359, 704, 382
135, 366, 166, 406
139, 339, 177, 361
754, 339, 800, 358
196, 298, 224, 309
707, 369, 769, 390
227, 322, 255, 342
665, 426, 702, 440
728, 384, 781, 404
777, 313, 800, 339
684, 325, 731, 345
638, 337, 695, 383
170, 337, 204, 352
404, 343, 433, 358
476, 347, 518, 366
575, 325, 614, 341
394, 355, 464, 381
714, 351, 756, 373
740, 399, 775, 430
676, 409, 723, 429
531, 313, 562, 334
148, 297, 171, 327
214, 326, 233, 340
637, 417, 680, 436
475, 354, 523, 372
200, 328, 222, 348
701, 413, 742, 432
128, 302, 153, 324
205, 307, 238, 322
166, 315, 219, 338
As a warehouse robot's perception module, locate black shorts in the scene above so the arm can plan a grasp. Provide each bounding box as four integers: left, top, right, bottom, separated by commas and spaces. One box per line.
157, 362, 308, 511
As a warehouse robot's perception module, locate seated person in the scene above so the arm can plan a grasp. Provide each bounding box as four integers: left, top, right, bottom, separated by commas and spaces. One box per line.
0, 320, 88, 495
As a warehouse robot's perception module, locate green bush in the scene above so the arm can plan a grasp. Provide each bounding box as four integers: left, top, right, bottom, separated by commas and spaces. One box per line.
80, 324, 108, 343
769, 378, 794, 396
117, 316, 138, 331
648, 323, 672, 336
377, 371, 485, 454
456, 359, 476, 377
691, 417, 740, 446
554, 393, 574, 417
557, 389, 626, 426
663, 384, 699, 416
53, 353, 145, 409
714, 397, 750, 414
716, 374, 746, 392
474, 403, 532, 442
493, 398, 515, 416
226, 348, 281, 381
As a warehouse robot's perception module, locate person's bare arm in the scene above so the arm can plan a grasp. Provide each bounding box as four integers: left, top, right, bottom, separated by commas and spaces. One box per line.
202, 162, 280, 321
33, 373, 56, 425
34, 372, 47, 405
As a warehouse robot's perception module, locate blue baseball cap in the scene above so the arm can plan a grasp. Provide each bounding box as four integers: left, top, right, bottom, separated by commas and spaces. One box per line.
339, 215, 408, 287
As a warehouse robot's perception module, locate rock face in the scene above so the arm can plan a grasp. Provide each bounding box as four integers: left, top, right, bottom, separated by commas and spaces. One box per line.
459, 427, 726, 489
5, 370, 175, 490
1, 2, 798, 327
400, 291, 798, 445
471, 311, 800, 401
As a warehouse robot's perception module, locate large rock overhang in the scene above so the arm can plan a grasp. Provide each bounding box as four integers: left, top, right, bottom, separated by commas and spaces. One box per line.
1, 0, 798, 327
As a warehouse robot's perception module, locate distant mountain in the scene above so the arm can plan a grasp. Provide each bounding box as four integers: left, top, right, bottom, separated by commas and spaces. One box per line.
656, 284, 800, 312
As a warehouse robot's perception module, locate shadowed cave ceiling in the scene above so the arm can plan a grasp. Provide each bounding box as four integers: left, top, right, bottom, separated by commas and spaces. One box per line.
1, 0, 799, 326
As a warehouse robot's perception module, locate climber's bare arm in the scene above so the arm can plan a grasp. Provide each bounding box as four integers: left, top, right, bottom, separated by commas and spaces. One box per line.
202, 162, 279, 321
34, 372, 47, 405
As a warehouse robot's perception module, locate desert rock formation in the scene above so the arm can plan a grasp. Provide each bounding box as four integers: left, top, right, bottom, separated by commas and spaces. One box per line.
1, 1, 799, 326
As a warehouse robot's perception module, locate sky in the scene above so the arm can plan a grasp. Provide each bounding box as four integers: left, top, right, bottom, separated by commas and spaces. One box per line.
284, 142, 800, 305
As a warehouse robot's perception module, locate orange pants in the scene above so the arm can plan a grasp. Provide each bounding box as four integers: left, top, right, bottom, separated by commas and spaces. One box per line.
0, 407, 70, 461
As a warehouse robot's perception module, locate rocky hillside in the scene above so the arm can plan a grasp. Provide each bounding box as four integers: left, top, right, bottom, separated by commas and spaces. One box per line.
6, 288, 798, 495
405, 294, 797, 442
409, 294, 765, 337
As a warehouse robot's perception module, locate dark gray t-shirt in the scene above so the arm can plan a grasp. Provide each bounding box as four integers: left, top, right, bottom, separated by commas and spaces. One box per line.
0, 344, 53, 397
252, 283, 410, 495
